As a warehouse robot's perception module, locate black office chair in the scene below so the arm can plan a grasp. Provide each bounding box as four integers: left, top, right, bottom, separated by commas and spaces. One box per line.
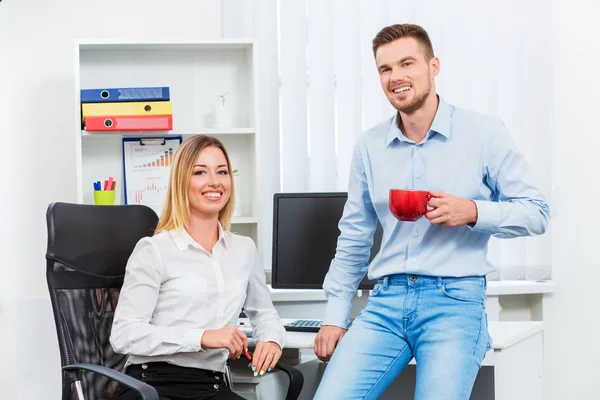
46, 202, 304, 400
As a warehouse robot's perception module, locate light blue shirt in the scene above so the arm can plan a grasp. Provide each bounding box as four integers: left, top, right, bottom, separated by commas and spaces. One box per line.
322, 97, 550, 328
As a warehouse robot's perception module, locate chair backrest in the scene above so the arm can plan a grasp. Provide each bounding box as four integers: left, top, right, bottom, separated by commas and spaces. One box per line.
46, 202, 158, 400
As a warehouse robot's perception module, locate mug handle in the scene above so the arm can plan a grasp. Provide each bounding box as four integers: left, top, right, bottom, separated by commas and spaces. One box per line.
425, 192, 437, 214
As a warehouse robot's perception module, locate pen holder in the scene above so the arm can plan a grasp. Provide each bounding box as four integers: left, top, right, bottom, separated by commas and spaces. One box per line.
94, 190, 116, 206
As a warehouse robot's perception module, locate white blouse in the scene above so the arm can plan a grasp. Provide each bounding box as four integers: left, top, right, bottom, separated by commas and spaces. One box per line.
110, 224, 285, 373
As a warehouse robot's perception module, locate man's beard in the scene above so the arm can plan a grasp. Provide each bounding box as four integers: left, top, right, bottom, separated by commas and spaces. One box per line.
396, 82, 432, 114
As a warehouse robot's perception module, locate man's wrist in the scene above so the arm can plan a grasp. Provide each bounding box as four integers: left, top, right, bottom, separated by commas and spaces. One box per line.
322, 324, 346, 329
468, 200, 478, 226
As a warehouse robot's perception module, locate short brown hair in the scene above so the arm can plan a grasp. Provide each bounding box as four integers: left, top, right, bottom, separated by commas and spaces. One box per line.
372, 24, 434, 60
154, 135, 236, 235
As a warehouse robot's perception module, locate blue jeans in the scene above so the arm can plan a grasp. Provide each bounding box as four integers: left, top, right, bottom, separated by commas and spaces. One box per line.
314, 274, 491, 400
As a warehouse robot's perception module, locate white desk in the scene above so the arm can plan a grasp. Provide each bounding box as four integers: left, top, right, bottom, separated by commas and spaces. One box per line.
268, 280, 557, 302
269, 280, 556, 321
238, 320, 544, 400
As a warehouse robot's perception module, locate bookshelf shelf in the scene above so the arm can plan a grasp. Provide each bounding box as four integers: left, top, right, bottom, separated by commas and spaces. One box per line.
75, 39, 263, 252
81, 128, 256, 137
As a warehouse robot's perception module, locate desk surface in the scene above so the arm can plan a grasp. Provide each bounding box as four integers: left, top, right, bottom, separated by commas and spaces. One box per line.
268, 280, 556, 302
244, 319, 543, 351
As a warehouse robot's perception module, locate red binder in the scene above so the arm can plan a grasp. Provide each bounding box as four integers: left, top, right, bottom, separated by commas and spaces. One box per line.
85, 115, 173, 131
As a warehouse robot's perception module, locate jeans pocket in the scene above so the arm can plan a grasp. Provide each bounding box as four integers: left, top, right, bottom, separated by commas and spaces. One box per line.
440, 278, 485, 305
370, 283, 383, 297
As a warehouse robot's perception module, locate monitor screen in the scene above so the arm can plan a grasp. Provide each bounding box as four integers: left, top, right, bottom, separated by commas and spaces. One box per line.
271, 192, 382, 289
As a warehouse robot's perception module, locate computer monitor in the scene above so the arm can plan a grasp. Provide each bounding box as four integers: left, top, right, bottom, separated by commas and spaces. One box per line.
271, 192, 382, 289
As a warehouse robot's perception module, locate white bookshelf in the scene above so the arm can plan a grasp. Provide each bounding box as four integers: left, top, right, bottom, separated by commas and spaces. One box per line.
74, 39, 262, 250
80, 128, 256, 137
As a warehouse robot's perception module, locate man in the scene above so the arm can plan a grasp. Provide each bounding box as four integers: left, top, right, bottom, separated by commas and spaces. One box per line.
313, 24, 549, 399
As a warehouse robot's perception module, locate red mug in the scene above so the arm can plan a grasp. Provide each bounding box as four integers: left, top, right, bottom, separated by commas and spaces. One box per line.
389, 189, 434, 222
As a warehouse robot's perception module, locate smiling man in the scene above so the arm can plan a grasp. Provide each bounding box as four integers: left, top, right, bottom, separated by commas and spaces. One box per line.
313, 24, 550, 399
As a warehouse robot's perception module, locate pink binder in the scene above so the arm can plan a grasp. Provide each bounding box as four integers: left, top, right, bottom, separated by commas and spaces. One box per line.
85, 115, 173, 131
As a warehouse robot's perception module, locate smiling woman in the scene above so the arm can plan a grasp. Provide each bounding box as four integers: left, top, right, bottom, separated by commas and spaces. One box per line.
188, 146, 233, 224
110, 134, 286, 400
156, 135, 236, 233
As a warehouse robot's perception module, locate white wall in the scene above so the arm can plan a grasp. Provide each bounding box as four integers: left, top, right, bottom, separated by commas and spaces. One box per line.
546, 0, 600, 398
0, 1, 222, 398
2, 0, 600, 398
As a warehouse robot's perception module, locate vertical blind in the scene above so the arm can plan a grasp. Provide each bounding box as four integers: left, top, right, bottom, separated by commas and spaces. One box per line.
237, 0, 554, 278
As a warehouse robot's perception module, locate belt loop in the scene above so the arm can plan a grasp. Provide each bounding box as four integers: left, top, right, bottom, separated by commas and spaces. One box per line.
382, 276, 389, 290
437, 277, 443, 288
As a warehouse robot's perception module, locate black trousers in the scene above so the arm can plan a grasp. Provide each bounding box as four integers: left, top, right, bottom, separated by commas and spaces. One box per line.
118, 362, 244, 400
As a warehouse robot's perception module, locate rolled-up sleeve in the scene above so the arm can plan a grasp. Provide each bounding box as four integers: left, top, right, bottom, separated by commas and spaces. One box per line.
471, 120, 550, 238
110, 239, 206, 356
244, 241, 285, 349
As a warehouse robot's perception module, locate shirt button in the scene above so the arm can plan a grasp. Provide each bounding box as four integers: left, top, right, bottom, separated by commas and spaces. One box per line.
142, 373, 147, 378
411, 259, 416, 263
414, 232, 419, 237
214, 375, 220, 380
141, 364, 148, 370
416, 175, 422, 179
213, 383, 220, 390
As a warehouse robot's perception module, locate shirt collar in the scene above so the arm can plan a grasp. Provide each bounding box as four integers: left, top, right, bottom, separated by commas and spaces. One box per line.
170, 222, 228, 252
386, 96, 452, 146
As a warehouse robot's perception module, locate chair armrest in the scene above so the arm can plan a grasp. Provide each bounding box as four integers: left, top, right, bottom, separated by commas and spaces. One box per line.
274, 361, 304, 400
63, 363, 159, 400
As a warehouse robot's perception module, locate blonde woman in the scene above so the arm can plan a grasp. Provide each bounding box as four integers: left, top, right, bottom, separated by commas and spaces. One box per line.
111, 135, 284, 400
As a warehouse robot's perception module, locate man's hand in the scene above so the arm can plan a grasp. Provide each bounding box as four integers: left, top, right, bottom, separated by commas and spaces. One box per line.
201, 326, 248, 359
425, 191, 478, 227
314, 325, 346, 362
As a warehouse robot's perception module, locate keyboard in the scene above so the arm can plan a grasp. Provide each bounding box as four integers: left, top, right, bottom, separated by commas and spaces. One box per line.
284, 319, 323, 333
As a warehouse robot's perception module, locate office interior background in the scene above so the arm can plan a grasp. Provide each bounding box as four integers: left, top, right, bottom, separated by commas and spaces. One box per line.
0, 0, 598, 398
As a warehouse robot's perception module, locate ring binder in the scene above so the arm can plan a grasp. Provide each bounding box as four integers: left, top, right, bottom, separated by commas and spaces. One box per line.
81, 101, 172, 121
85, 115, 173, 131
80, 87, 170, 103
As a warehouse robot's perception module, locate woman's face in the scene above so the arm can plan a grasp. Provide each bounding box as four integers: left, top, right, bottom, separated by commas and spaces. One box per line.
188, 146, 232, 218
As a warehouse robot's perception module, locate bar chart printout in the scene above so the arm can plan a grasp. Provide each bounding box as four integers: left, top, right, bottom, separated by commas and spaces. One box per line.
122, 136, 182, 215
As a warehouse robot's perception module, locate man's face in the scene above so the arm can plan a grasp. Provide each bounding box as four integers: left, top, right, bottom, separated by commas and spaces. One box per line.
375, 37, 439, 114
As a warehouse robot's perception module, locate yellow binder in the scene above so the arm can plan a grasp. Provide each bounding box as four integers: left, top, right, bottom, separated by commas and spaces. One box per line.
81, 101, 172, 121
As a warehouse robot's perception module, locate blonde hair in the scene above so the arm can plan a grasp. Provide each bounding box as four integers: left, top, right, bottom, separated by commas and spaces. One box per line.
154, 135, 236, 235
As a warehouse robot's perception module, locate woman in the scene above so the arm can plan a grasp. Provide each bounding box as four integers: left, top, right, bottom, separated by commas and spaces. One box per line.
111, 135, 285, 400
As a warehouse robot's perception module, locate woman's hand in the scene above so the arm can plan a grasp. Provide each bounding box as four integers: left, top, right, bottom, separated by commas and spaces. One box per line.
250, 341, 281, 376
201, 326, 248, 359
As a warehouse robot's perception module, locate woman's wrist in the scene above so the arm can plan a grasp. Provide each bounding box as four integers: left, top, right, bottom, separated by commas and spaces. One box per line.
267, 341, 281, 350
